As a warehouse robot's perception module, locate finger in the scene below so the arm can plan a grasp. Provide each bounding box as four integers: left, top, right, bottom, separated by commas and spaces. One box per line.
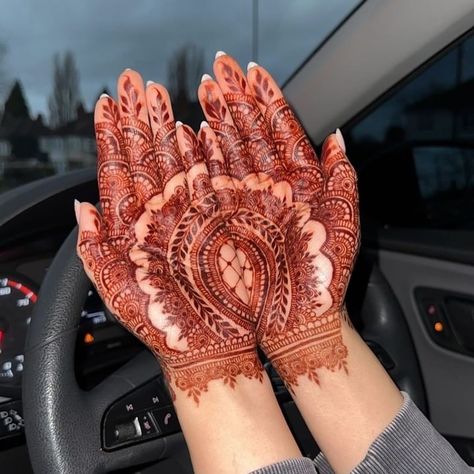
146, 82, 184, 188
321, 131, 358, 200
197, 118, 229, 179
76, 202, 105, 280
77, 202, 146, 323
247, 63, 324, 201
213, 53, 281, 179
95, 95, 138, 235
198, 122, 239, 214
117, 69, 160, 204
176, 123, 214, 203
316, 132, 360, 294
198, 76, 255, 181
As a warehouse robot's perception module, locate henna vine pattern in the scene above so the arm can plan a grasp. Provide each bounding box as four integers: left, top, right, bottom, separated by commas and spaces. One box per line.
77, 73, 263, 403
196, 55, 361, 389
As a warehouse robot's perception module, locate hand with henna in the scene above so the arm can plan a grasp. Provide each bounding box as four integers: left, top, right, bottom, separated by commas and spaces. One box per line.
198, 52, 360, 390
198, 52, 402, 473
75, 70, 264, 402
75, 69, 302, 474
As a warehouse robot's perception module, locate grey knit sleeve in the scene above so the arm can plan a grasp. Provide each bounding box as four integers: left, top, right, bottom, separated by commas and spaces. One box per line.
250, 457, 319, 474
250, 392, 472, 474
314, 391, 473, 474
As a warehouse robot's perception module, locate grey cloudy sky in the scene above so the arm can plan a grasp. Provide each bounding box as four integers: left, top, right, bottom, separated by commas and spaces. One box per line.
0, 0, 359, 119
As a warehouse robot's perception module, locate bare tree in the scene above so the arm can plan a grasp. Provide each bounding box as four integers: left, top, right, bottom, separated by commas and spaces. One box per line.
48, 51, 81, 128
167, 44, 204, 112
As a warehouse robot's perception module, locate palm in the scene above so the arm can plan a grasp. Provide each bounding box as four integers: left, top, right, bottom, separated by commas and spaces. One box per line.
198, 55, 360, 388
77, 72, 262, 402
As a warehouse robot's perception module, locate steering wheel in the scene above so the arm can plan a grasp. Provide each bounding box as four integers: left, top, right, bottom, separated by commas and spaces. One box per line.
22, 226, 426, 473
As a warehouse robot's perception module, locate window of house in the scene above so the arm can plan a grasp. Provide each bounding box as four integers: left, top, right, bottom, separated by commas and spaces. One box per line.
343, 31, 474, 230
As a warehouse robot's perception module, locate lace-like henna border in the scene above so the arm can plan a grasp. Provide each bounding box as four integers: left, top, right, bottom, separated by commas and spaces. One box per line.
163, 350, 264, 404
270, 337, 348, 391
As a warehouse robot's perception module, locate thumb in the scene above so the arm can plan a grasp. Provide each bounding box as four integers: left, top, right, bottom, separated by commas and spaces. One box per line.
75, 200, 104, 277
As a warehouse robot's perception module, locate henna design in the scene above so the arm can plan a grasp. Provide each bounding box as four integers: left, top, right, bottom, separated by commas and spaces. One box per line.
77, 72, 264, 404
147, 85, 184, 185
248, 67, 324, 202
79, 61, 360, 399
118, 73, 160, 204
198, 82, 255, 180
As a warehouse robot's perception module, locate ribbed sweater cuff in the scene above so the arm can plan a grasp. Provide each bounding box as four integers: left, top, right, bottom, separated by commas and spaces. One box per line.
250, 457, 318, 474
314, 391, 472, 473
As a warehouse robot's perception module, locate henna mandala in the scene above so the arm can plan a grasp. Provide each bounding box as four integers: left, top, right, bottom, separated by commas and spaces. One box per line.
196, 55, 361, 390
77, 72, 263, 404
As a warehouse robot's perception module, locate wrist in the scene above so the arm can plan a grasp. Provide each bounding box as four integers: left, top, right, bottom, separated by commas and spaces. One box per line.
172, 369, 301, 474
162, 347, 264, 404
260, 309, 347, 388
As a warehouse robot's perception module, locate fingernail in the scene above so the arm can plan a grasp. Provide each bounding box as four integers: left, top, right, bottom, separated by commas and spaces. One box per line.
146, 80, 155, 86
201, 73, 213, 83
124, 68, 132, 71
99, 93, 110, 99
175, 120, 183, 128
74, 199, 81, 225
335, 128, 346, 153
200, 121, 209, 129
247, 61, 259, 71
215, 51, 226, 59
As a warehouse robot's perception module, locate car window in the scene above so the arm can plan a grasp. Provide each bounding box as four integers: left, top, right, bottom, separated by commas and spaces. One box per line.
0, 0, 360, 194
343, 31, 474, 230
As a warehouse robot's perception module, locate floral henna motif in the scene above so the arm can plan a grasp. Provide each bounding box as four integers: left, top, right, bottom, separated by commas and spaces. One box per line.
247, 68, 324, 202
78, 73, 264, 404
146, 85, 184, 186
215, 61, 282, 179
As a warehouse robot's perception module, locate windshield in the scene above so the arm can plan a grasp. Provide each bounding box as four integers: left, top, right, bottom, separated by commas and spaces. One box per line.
0, 0, 359, 194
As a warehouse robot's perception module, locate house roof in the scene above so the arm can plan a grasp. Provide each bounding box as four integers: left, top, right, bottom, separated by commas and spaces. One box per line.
0, 114, 51, 138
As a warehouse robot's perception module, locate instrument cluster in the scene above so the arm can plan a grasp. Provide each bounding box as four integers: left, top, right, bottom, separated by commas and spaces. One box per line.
0, 254, 142, 397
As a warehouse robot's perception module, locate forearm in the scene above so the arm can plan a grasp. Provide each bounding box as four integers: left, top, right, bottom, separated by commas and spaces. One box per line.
171, 370, 301, 474
277, 319, 403, 474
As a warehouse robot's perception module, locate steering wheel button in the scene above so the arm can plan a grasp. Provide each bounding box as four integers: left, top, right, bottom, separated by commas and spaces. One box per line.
113, 420, 140, 443
152, 407, 180, 435
0, 401, 24, 440
134, 382, 169, 409
138, 412, 158, 436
